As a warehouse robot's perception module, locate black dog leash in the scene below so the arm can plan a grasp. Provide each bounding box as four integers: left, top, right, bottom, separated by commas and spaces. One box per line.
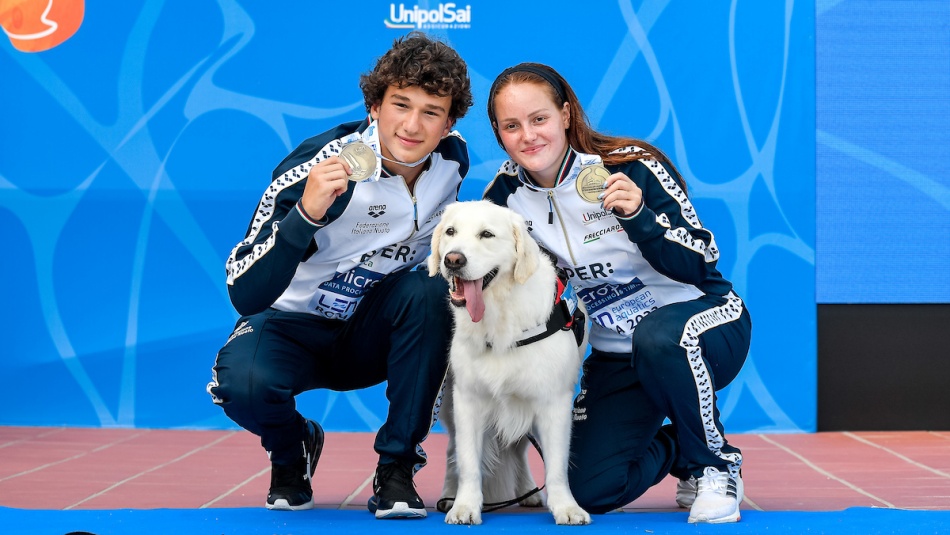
437, 435, 546, 513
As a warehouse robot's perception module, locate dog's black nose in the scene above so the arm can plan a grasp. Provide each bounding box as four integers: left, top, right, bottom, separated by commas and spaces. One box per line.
444, 252, 467, 270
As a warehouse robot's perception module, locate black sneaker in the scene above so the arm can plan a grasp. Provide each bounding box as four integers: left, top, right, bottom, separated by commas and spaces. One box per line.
368, 461, 426, 519
266, 419, 324, 511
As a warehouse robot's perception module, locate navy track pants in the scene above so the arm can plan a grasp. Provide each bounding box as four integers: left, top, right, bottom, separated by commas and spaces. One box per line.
208, 269, 452, 466
568, 292, 752, 513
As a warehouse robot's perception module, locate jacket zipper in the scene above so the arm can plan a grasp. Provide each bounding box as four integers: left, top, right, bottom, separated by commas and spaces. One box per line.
547, 190, 577, 265
400, 175, 420, 236
412, 196, 419, 232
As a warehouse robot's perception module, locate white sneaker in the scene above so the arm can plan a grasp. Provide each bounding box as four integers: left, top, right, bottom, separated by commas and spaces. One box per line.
687, 467, 743, 524
675, 476, 697, 508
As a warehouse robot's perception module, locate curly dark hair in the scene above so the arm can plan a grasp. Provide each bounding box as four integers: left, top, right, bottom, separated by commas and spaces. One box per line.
360, 32, 473, 121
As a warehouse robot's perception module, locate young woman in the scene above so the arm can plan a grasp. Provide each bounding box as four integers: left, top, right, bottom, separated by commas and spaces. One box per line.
483, 63, 752, 524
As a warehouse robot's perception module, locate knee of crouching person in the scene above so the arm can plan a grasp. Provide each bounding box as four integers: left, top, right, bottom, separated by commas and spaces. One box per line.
568, 468, 622, 514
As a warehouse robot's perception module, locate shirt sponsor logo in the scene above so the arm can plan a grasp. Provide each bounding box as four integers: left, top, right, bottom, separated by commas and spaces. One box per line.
578, 278, 658, 335
368, 204, 387, 218
359, 245, 417, 265
320, 267, 382, 297
583, 224, 623, 244
577, 278, 645, 311
384, 3, 472, 29
352, 222, 391, 234
424, 207, 445, 226
563, 262, 614, 281
581, 208, 612, 225
313, 267, 385, 319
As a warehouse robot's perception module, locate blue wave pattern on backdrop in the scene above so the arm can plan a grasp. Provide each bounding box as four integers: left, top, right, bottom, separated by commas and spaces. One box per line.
0, 1, 815, 432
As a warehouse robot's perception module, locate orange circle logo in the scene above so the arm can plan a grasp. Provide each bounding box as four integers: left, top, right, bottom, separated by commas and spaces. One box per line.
1, 0, 84, 53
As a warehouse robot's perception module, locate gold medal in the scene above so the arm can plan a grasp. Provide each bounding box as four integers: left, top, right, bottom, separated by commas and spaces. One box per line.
575, 164, 610, 203
339, 141, 377, 182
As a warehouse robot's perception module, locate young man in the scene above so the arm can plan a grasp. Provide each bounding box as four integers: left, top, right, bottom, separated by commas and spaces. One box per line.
207, 32, 473, 519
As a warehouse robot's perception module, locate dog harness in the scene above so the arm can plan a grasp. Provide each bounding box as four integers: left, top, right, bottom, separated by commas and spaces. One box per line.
514, 274, 586, 348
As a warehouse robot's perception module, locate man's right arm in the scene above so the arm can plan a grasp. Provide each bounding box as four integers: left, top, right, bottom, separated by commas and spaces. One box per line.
225, 174, 322, 317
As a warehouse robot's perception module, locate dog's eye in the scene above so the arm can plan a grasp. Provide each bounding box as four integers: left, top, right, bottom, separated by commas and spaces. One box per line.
444, 227, 456, 236
479, 230, 495, 239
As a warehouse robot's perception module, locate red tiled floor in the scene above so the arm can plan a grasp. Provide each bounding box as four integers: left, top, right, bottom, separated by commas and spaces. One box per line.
1, 427, 948, 512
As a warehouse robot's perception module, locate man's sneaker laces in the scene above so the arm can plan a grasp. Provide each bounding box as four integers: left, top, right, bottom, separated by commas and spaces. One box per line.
266, 419, 324, 511
369, 461, 426, 519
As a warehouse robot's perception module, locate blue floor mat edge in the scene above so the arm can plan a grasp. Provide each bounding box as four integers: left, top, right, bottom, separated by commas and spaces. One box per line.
4, 506, 948, 535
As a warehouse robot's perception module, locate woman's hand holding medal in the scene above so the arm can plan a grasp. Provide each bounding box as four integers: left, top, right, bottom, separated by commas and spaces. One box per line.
577, 165, 644, 218
601, 171, 644, 218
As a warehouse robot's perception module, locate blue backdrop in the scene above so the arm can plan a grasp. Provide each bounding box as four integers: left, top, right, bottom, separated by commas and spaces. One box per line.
1, 1, 816, 432
815, 0, 950, 304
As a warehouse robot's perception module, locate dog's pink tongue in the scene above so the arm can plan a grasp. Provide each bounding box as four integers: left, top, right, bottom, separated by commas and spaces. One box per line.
461, 279, 485, 323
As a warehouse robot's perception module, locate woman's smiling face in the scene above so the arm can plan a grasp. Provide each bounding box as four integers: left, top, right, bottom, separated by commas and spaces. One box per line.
492, 81, 570, 187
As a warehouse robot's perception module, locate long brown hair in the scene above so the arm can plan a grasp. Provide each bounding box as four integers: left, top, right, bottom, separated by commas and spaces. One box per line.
487, 62, 686, 191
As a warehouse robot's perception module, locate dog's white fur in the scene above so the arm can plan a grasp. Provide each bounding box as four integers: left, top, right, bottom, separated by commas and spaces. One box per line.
428, 201, 590, 526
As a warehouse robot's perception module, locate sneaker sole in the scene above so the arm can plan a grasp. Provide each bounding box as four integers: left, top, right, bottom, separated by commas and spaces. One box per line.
688, 510, 741, 524
266, 498, 314, 511
375, 502, 427, 519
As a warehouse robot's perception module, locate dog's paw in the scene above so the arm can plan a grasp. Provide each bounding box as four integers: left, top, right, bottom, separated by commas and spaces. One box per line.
519, 492, 544, 508
445, 502, 482, 525
552, 504, 591, 525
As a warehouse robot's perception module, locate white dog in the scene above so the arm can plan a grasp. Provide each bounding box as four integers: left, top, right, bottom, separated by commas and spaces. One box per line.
428, 201, 591, 526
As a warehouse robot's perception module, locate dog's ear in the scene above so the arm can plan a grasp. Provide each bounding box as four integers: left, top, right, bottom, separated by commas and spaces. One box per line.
512, 213, 540, 284
428, 216, 446, 277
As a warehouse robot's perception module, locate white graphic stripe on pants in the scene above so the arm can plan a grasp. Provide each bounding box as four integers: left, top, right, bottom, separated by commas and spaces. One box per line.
680, 292, 745, 476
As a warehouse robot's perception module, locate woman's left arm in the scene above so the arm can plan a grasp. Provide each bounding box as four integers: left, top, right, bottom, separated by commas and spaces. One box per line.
603, 159, 731, 293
